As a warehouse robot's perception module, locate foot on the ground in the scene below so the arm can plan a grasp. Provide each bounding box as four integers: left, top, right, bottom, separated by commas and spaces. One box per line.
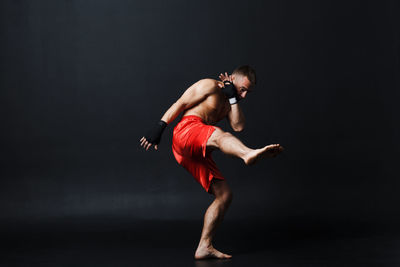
194, 245, 232, 260
243, 144, 284, 165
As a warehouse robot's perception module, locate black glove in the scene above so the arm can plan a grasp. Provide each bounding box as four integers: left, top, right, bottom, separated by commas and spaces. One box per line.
144, 120, 167, 145
222, 81, 238, 104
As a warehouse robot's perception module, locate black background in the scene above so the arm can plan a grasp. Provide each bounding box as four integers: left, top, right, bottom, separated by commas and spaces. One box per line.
1, 1, 399, 264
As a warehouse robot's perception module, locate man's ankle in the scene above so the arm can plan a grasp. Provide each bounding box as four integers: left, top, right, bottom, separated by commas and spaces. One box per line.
198, 239, 212, 249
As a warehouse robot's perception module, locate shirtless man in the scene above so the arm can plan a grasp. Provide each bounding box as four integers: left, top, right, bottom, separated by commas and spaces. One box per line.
140, 65, 284, 260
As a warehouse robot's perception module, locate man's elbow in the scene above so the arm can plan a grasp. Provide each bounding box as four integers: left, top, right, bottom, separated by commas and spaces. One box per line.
232, 124, 245, 132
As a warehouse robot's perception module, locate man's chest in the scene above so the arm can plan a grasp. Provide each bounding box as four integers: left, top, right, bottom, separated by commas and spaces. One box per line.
204, 94, 231, 120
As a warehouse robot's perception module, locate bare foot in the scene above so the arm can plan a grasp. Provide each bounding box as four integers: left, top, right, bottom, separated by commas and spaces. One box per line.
243, 144, 284, 165
194, 244, 232, 260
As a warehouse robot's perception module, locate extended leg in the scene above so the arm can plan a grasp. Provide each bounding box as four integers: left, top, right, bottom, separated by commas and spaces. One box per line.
206, 128, 283, 165
195, 179, 233, 260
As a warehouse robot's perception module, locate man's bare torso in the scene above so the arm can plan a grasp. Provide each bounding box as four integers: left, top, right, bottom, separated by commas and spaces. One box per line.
182, 79, 231, 125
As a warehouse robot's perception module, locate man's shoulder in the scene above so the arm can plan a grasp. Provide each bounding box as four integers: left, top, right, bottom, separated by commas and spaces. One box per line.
194, 78, 223, 93
196, 78, 218, 86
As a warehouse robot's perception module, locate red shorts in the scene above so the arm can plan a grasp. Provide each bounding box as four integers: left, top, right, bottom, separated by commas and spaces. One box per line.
172, 115, 225, 193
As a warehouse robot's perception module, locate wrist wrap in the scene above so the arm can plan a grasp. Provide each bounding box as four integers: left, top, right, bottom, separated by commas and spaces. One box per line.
222, 81, 238, 105
145, 120, 167, 144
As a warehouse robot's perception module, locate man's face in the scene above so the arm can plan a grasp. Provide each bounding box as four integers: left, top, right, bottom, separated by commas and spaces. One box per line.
233, 74, 253, 100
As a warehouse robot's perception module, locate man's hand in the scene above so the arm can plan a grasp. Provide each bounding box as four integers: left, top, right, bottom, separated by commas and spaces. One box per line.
219, 72, 238, 104
219, 72, 232, 83
140, 136, 158, 151
140, 120, 167, 151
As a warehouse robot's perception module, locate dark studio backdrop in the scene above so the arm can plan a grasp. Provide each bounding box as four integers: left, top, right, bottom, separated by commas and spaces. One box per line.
0, 0, 399, 236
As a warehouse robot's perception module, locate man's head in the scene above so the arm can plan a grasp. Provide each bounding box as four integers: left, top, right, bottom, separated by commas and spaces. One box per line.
231, 65, 256, 100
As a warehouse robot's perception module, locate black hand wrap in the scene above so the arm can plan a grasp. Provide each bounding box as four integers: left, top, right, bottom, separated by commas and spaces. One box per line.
222, 81, 238, 104
145, 120, 167, 145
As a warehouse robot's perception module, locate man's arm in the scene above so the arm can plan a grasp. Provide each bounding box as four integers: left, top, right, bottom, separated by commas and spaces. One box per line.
227, 103, 245, 132
219, 73, 245, 132
140, 79, 217, 150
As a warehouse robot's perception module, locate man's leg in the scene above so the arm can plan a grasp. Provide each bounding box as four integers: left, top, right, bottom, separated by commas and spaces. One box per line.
206, 128, 283, 165
195, 179, 233, 260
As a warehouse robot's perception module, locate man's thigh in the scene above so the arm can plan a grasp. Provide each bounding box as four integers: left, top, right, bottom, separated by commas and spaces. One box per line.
206, 127, 225, 152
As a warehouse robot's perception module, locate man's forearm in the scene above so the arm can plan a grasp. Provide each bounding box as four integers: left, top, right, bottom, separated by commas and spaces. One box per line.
229, 103, 245, 131
160, 101, 185, 124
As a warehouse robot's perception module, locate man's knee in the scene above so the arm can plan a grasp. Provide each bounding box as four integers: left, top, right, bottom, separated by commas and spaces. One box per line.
222, 190, 233, 206
217, 189, 233, 207
210, 179, 233, 205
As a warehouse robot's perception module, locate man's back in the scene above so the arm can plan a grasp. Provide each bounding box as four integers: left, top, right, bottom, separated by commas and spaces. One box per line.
182, 79, 231, 125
